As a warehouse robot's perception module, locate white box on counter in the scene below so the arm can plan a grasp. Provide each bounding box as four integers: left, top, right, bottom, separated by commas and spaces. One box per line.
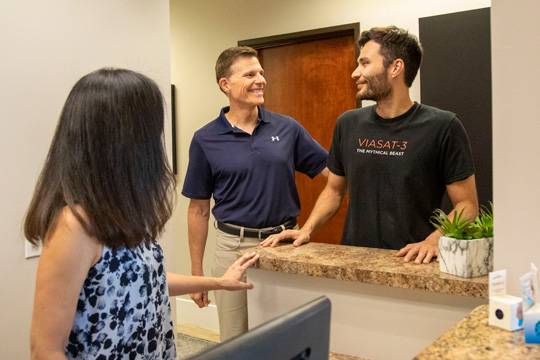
488, 295, 523, 331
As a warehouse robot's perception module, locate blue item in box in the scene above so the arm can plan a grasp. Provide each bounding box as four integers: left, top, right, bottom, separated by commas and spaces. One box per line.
524, 304, 540, 343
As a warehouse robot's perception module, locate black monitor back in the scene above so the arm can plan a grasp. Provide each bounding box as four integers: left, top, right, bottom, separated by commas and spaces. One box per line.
188, 296, 332, 360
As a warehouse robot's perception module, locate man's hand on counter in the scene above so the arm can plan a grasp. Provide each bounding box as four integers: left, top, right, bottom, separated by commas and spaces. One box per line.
395, 232, 439, 264
260, 229, 310, 247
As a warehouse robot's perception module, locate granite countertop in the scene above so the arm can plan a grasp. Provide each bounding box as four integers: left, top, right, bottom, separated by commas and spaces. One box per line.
329, 352, 366, 360
415, 305, 540, 359
248, 242, 487, 298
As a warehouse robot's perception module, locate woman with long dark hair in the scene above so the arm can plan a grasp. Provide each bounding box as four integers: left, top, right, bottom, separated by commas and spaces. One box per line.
26, 68, 258, 359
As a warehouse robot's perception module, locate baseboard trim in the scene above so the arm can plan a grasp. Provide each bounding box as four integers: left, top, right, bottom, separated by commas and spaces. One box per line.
176, 297, 219, 334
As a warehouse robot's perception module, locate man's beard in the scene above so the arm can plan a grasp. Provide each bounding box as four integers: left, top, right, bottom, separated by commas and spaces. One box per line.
357, 71, 392, 101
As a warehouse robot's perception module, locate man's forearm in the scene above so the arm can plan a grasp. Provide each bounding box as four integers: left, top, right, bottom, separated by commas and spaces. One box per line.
448, 199, 479, 222
302, 186, 344, 235
318, 167, 329, 178
445, 175, 479, 226
188, 209, 209, 275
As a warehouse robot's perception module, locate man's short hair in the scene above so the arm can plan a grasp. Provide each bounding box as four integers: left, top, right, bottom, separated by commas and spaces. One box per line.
359, 26, 423, 87
215, 46, 258, 84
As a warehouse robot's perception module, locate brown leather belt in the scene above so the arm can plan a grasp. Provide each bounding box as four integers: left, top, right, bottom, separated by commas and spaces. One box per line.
216, 219, 297, 240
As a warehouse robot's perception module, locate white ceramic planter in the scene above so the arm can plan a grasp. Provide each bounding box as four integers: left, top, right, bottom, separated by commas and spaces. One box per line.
438, 236, 493, 278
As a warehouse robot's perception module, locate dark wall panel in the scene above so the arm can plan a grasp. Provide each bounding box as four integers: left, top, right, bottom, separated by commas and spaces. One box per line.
419, 8, 492, 209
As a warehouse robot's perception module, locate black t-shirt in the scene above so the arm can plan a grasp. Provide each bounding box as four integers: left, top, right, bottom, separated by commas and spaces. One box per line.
328, 103, 475, 249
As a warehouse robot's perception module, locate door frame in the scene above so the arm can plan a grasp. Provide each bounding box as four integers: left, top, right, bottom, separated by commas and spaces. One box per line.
238, 23, 360, 50
238, 22, 361, 108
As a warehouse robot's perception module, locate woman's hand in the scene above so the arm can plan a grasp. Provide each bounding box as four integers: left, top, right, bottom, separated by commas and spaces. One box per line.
219, 252, 260, 290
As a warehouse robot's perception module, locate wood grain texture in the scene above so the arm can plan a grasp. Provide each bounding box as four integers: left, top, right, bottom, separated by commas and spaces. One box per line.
260, 35, 357, 244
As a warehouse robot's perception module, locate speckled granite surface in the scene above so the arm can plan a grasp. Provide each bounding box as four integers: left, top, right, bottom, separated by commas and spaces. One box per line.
329, 352, 366, 360
247, 242, 487, 298
328, 353, 367, 360
415, 305, 540, 359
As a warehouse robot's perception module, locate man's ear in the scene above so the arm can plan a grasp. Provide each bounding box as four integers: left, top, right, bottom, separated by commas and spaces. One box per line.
389, 58, 405, 79
218, 77, 230, 94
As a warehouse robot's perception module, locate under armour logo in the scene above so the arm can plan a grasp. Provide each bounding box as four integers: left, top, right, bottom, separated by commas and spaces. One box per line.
271, 136, 280, 142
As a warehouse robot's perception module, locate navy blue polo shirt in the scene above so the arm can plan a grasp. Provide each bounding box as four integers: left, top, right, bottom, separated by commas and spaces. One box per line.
182, 106, 327, 228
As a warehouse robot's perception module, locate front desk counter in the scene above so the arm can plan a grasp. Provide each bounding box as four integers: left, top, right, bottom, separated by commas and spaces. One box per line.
415, 305, 540, 359
244, 242, 488, 360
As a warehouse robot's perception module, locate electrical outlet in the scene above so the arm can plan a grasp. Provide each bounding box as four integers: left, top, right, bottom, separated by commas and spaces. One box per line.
25, 240, 42, 259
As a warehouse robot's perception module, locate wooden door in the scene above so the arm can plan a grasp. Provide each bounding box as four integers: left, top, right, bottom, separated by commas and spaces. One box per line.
254, 33, 357, 244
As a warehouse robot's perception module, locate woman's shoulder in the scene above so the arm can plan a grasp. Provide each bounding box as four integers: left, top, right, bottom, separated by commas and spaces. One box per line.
46, 206, 102, 264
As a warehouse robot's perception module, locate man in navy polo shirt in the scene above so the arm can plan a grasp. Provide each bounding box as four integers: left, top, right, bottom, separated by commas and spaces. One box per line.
182, 46, 327, 341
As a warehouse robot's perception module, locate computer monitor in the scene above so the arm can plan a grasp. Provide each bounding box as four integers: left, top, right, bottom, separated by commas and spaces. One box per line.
188, 296, 332, 360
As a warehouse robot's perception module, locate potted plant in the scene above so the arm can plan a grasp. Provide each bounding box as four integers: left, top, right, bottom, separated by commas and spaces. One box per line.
431, 204, 494, 278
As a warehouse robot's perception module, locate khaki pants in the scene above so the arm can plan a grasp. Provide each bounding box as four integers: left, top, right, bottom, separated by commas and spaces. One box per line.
211, 229, 260, 341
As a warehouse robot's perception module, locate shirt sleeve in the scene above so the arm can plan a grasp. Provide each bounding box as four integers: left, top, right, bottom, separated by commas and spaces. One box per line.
440, 116, 476, 184
181, 134, 213, 199
327, 116, 345, 176
294, 122, 328, 178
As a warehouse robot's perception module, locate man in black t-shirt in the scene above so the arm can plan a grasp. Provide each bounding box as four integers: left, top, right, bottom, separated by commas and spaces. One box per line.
261, 26, 479, 264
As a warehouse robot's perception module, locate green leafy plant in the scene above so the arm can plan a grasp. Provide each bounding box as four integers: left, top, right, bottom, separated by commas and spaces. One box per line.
430, 203, 494, 240
430, 208, 474, 240
470, 203, 494, 238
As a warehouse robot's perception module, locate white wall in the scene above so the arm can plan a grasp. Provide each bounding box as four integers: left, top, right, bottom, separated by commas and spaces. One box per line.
492, 0, 540, 294
170, 0, 491, 280
0, 1, 173, 358
248, 269, 485, 359
2, 0, 534, 356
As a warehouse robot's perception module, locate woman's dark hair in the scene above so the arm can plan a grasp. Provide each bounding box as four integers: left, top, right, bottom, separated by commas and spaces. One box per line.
359, 26, 423, 87
24, 68, 176, 248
